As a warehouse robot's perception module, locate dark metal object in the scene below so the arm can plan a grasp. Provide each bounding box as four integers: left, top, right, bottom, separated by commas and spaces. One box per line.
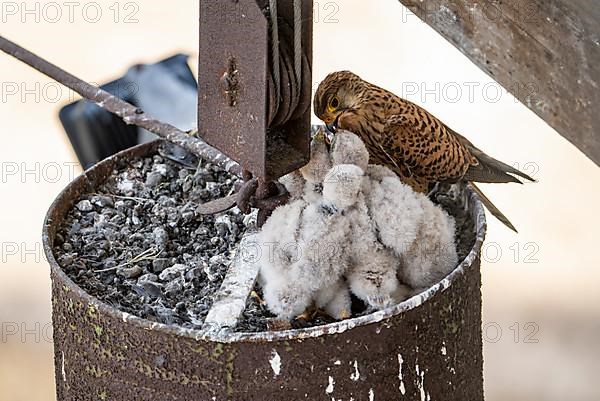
197, 0, 313, 224
59, 54, 197, 169
399, 0, 600, 166
44, 140, 486, 401
198, 0, 313, 182
0, 35, 241, 177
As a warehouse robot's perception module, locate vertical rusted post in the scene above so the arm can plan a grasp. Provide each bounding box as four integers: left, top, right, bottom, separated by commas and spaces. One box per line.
198, 0, 313, 183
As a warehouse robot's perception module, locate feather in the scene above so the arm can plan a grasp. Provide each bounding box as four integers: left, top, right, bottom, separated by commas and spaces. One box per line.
450, 129, 536, 183
470, 184, 518, 232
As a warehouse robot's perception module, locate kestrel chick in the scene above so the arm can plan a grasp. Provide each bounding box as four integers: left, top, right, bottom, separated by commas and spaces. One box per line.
314, 71, 535, 231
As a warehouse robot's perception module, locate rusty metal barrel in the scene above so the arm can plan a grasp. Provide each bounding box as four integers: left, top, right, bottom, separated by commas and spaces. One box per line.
43, 140, 486, 401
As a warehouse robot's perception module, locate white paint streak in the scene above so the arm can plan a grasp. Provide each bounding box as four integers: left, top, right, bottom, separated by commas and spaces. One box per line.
269, 349, 281, 377
350, 360, 360, 381
416, 364, 431, 401
61, 351, 66, 382
326, 376, 335, 394
398, 354, 406, 395
369, 388, 375, 401
121, 312, 132, 323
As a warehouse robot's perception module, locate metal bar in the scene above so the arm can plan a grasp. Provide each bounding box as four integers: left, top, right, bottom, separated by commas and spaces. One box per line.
0, 35, 242, 177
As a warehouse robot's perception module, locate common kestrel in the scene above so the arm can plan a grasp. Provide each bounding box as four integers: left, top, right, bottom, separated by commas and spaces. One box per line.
314, 71, 534, 232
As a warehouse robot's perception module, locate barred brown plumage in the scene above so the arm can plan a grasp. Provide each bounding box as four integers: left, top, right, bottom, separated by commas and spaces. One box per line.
314, 71, 535, 232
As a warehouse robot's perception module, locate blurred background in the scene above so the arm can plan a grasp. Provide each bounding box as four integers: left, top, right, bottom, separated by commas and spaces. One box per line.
1, 1, 599, 400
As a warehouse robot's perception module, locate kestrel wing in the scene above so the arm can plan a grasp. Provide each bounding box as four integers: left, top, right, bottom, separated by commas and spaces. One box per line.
448, 129, 535, 183
382, 107, 475, 184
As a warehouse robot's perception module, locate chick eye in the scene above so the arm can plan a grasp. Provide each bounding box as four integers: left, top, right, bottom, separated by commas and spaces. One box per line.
327, 96, 340, 113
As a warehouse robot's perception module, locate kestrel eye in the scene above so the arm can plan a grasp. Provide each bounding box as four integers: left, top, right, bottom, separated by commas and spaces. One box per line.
327, 96, 340, 112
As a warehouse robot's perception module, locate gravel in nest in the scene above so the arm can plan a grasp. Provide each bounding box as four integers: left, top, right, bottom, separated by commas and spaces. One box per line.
54, 150, 250, 330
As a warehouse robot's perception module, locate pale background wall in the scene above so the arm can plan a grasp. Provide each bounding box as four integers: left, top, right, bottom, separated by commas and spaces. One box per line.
0, 1, 599, 400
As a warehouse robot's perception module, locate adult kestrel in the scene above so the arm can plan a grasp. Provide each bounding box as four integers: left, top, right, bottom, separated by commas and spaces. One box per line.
314, 71, 535, 232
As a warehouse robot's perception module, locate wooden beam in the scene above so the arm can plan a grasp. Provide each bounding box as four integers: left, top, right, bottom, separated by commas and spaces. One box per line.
399, 0, 600, 165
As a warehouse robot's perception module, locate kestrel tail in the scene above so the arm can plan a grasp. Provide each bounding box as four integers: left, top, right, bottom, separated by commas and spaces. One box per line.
313, 71, 535, 232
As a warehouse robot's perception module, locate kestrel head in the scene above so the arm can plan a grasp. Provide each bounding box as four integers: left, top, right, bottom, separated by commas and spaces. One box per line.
314, 71, 366, 133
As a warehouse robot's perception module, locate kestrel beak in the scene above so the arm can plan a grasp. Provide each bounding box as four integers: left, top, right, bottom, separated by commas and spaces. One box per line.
325, 114, 341, 134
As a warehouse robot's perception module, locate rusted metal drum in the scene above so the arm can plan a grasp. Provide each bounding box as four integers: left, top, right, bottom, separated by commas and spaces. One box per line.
43, 140, 486, 401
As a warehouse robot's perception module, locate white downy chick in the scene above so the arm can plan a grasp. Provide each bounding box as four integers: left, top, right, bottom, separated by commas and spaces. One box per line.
258, 148, 362, 320
329, 131, 413, 308
322, 163, 364, 210
399, 199, 458, 290
279, 170, 305, 201
330, 131, 369, 171
314, 278, 352, 320
299, 134, 332, 204
287, 163, 364, 299
257, 199, 314, 320
345, 196, 411, 309
365, 175, 458, 290
265, 163, 364, 319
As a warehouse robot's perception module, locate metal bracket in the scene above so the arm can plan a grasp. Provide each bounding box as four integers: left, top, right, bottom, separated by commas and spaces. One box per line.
198, 0, 313, 182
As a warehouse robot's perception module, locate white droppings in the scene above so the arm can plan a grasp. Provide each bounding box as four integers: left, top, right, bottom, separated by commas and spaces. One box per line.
122, 312, 132, 323
369, 388, 375, 401
398, 354, 406, 395
117, 179, 134, 192
269, 349, 281, 377
61, 351, 66, 382
334, 360, 341, 366
326, 376, 335, 394
350, 360, 360, 381
416, 364, 431, 401
441, 342, 447, 356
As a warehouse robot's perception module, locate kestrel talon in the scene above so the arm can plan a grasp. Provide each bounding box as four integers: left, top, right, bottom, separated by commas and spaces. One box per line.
314, 71, 535, 232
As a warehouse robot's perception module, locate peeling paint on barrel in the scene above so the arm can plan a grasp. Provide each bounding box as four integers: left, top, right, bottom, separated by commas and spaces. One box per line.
398, 354, 406, 395
43, 140, 486, 401
269, 349, 281, 377
326, 376, 335, 394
